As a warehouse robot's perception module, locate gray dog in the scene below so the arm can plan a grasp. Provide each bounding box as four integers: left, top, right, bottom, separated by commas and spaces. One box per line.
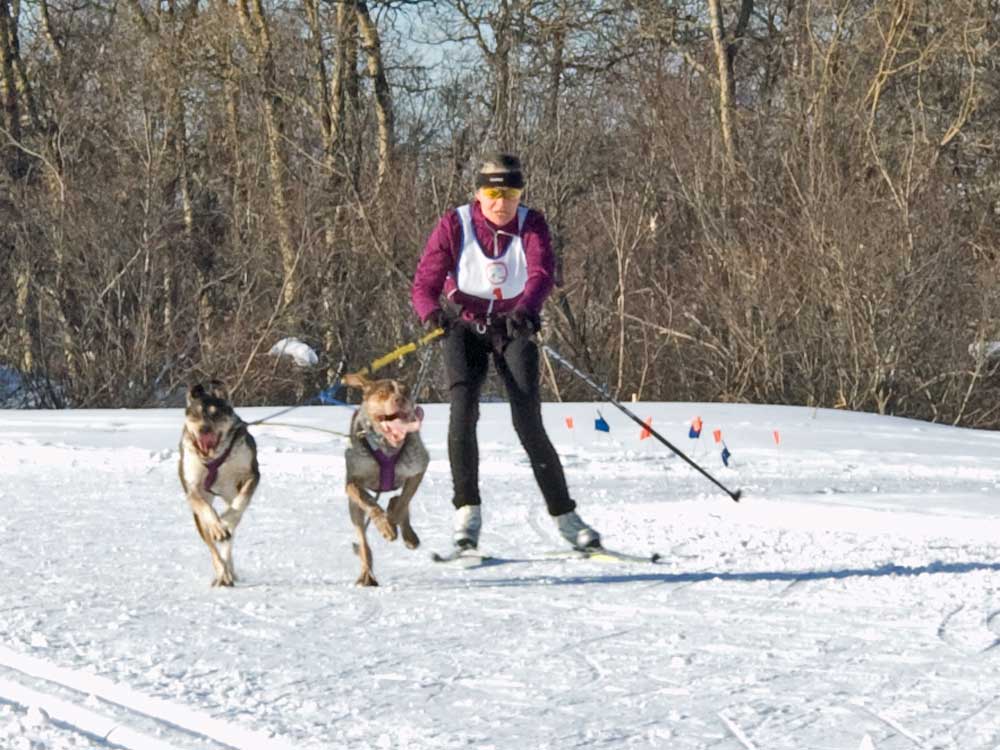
178, 381, 259, 587
343, 372, 428, 586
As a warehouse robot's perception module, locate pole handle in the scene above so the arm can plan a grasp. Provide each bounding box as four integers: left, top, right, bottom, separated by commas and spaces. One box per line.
356, 327, 445, 377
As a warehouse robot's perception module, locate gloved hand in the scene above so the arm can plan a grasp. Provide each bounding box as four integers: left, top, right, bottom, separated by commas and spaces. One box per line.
505, 307, 540, 339
424, 308, 450, 332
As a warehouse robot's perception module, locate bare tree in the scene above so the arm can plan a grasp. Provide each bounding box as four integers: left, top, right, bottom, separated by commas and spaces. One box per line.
451, 0, 524, 148
235, 0, 297, 308
0, 0, 997, 427
355, 1, 395, 189
0, 0, 26, 179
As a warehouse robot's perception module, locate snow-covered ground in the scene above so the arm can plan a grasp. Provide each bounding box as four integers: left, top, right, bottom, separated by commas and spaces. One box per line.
3, 400, 1000, 749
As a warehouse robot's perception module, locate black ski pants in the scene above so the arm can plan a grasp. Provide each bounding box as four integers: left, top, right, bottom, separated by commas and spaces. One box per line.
443, 324, 575, 516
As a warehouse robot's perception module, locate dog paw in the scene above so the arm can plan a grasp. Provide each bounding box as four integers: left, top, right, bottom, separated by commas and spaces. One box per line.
371, 511, 398, 542
355, 571, 379, 587
198, 510, 231, 541
220, 509, 242, 533
402, 526, 420, 550
211, 573, 234, 587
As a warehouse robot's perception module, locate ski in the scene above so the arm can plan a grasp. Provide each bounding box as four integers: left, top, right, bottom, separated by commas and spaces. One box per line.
430, 549, 495, 565
588, 548, 662, 563
431, 547, 661, 566
559, 547, 663, 564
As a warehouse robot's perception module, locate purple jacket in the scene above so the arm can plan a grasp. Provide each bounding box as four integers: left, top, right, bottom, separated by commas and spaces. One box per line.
411, 200, 556, 323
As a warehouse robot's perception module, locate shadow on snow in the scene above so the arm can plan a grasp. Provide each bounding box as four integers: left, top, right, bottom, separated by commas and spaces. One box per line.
437, 558, 1000, 589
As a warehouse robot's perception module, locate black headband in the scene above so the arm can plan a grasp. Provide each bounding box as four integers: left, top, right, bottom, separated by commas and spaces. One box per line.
476, 171, 525, 190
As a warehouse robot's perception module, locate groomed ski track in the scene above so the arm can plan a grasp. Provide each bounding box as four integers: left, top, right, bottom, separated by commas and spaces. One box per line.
3, 403, 1000, 748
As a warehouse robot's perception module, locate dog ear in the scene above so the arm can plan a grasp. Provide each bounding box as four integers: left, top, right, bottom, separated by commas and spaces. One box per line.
206, 379, 230, 402
187, 383, 206, 406
342, 372, 371, 391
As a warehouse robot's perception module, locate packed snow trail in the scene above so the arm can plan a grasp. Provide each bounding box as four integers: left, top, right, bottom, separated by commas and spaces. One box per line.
3, 403, 1000, 748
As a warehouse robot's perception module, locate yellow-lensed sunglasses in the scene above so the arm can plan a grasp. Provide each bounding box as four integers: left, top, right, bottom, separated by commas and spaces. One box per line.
481, 187, 523, 201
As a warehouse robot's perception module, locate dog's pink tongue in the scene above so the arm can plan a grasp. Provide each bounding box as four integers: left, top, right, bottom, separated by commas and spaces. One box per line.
382, 406, 423, 446
198, 432, 219, 454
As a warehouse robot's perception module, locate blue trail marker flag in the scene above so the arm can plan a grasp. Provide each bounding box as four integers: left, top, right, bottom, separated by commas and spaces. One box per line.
595, 411, 610, 433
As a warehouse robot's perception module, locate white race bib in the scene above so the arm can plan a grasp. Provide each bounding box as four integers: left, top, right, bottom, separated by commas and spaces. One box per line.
453, 204, 528, 302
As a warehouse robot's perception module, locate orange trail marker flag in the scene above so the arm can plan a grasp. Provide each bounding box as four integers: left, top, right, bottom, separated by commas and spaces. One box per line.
773, 430, 780, 446
542, 343, 741, 502
565, 416, 574, 430
640, 417, 653, 440
713, 429, 722, 444
689, 417, 703, 439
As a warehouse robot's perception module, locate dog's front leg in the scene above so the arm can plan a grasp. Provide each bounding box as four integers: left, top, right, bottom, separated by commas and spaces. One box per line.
349, 500, 378, 586
346, 481, 397, 541
218, 476, 258, 584
188, 491, 230, 542
220, 475, 257, 533
386, 472, 423, 549
188, 492, 232, 586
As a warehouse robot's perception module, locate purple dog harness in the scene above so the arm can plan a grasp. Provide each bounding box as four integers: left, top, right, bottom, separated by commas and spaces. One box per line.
351, 409, 403, 492
370, 447, 399, 493
201, 430, 239, 493
354, 407, 423, 494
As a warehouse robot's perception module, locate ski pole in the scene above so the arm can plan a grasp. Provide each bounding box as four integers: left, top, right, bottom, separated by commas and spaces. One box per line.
543, 345, 741, 502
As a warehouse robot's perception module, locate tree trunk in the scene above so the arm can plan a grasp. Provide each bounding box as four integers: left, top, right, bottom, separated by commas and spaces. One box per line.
37, 0, 64, 65
217, 8, 245, 257
492, 0, 515, 148
127, 0, 209, 331
304, 0, 333, 160
320, 1, 357, 384
0, 0, 26, 179
340, 5, 361, 190
355, 1, 394, 190
707, 0, 736, 167
707, 0, 753, 168
168, 83, 212, 329
543, 12, 565, 136
237, 0, 297, 309
331, 1, 355, 161
455, 0, 517, 148
304, 0, 342, 251
14, 263, 32, 371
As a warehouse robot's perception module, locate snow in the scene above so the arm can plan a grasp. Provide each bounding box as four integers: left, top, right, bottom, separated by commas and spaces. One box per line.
2, 400, 1000, 749
968, 340, 1000, 360
268, 338, 319, 368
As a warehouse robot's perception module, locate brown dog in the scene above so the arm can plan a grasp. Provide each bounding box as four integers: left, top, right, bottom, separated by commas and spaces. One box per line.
343, 372, 428, 586
178, 381, 260, 587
